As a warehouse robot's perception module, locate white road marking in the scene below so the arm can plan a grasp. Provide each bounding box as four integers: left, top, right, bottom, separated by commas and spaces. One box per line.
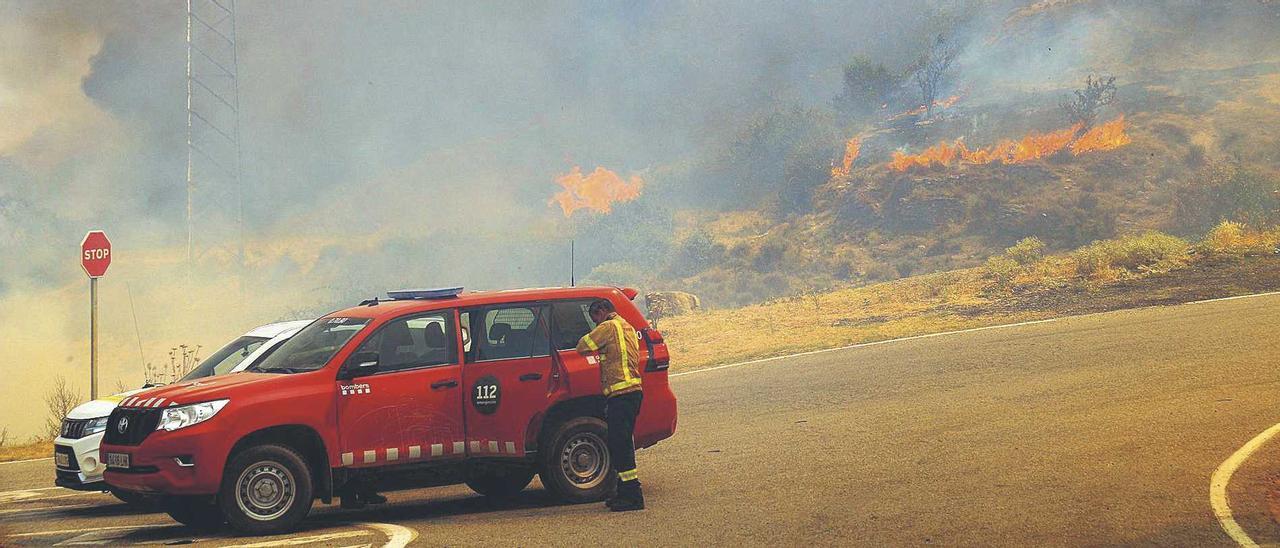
223, 530, 369, 547
6, 524, 171, 538
671, 289, 1280, 380
0, 486, 64, 497
1188, 290, 1280, 306
1210, 421, 1280, 547
355, 521, 418, 548
0, 457, 53, 465
0, 502, 95, 515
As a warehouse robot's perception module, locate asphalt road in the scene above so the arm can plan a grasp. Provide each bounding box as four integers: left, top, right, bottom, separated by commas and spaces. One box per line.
5, 293, 1280, 546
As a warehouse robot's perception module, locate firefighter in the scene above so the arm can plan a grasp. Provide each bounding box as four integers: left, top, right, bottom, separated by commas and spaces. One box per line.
576, 298, 645, 511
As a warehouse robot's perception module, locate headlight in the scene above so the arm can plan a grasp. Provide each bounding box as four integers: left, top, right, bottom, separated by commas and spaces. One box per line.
156, 400, 230, 432
83, 416, 109, 436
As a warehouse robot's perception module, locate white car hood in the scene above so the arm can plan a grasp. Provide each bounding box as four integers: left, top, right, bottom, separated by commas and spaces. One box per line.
66, 387, 148, 420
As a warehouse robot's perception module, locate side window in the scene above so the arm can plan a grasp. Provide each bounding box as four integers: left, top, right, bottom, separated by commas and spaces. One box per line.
354, 311, 456, 373
551, 300, 597, 350
465, 305, 550, 362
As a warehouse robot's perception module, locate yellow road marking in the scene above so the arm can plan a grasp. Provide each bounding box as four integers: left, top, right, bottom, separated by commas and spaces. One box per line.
1211, 421, 1280, 547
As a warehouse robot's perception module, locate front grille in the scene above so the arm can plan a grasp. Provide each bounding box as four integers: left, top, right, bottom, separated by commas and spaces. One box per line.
54, 445, 79, 471
104, 408, 162, 446
60, 418, 91, 439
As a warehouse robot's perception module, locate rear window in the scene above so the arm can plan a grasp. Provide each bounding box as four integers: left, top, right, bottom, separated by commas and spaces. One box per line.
551, 299, 597, 350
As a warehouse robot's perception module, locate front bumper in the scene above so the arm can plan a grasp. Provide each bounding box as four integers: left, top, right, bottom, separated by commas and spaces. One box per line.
101, 422, 232, 496
53, 433, 107, 490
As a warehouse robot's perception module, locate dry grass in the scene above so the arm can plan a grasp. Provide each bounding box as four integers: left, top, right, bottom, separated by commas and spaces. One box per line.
0, 440, 52, 463
661, 267, 1043, 370
662, 224, 1279, 372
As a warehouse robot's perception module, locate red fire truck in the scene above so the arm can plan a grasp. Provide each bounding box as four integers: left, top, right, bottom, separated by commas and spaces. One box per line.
101, 286, 677, 534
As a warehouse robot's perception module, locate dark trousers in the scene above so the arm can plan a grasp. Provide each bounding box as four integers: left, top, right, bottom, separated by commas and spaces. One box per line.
606, 391, 643, 486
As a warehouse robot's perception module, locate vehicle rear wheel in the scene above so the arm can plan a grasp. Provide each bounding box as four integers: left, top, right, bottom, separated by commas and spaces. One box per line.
218, 444, 314, 535
162, 495, 225, 532
465, 464, 535, 498
538, 416, 613, 503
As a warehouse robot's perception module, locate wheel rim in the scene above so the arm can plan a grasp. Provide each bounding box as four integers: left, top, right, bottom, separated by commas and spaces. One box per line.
559, 432, 609, 489
235, 460, 295, 522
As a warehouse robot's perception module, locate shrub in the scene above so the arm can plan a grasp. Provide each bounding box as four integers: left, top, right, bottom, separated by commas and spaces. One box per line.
1200, 221, 1246, 254
1005, 237, 1046, 265
984, 255, 1021, 286
1071, 232, 1188, 278
1198, 221, 1280, 255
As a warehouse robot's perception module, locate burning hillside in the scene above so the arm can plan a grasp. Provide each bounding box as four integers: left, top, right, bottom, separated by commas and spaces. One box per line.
888, 116, 1131, 172
550, 166, 645, 216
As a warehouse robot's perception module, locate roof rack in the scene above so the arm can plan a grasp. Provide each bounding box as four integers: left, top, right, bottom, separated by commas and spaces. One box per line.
386, 287, 464, 300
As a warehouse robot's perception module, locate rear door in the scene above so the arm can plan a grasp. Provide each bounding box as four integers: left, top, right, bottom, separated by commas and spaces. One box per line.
460, 304, 554, 458
336, 310, 465, 468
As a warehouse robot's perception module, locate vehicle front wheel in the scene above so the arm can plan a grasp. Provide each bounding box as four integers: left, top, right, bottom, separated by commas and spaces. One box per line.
465, 464, 535, 498
218, 444, 314, 535
538, 416, 613, 503
162, 495, 224, 532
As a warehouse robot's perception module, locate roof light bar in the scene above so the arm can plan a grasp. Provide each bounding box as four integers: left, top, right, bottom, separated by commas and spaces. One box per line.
387, 287, 464, 300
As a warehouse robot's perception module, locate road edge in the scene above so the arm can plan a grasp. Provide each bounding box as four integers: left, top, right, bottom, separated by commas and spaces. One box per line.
671, 289, 1280, 380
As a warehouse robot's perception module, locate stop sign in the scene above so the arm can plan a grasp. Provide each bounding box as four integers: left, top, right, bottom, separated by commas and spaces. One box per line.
81, 231, 111, 278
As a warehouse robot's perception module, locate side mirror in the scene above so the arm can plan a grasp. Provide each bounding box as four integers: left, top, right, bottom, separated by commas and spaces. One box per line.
345, 351, 380, 378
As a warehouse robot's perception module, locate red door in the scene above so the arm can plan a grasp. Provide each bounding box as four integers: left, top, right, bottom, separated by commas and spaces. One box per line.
336, 310, 465, 468
461, 304, 555, 458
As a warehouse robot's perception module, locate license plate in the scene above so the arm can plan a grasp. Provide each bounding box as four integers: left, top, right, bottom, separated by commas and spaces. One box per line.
54, 452, 70, 469
105, 452, 130, 470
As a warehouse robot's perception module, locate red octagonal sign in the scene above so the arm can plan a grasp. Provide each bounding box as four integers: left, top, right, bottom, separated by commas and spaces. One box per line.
81, 230, 111, 278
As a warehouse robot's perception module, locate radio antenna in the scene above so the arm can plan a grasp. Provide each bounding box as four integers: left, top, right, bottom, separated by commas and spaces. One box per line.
570, 239, 575, 287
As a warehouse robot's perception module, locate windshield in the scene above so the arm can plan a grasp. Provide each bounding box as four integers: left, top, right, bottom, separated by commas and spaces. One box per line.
180, 336, 270, 381
251, 317, 370, 373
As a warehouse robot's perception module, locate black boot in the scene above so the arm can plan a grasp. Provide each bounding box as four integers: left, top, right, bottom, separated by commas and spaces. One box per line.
609, 480, 644, 512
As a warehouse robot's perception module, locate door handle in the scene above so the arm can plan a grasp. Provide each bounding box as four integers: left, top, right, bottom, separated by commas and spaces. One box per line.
519, 373, 543, 382
431, 379, 458, 390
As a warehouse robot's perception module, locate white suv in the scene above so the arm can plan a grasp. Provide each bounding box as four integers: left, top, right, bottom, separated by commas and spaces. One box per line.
53, 320, 312, 501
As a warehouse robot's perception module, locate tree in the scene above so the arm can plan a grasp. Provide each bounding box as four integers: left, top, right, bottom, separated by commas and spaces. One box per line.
909, 34, 961, 119
44, 376, 83, 440
1060, 74, 1117, 130
834, 55, 898, 118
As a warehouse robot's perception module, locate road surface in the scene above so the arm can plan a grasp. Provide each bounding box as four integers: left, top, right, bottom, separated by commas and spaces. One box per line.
4, 293, 1280, 546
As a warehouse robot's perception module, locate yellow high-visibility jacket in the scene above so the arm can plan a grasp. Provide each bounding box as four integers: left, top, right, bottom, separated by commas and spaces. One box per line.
576, 312, 643, 397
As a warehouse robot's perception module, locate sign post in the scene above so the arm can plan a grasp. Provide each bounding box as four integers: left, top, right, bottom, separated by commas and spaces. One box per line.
81, 231, 112, 400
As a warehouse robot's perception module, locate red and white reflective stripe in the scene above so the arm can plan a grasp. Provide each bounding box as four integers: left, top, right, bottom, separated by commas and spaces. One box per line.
338, 440, 522, 466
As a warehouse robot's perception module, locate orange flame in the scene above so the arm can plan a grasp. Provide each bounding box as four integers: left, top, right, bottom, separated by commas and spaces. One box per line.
888, 116, 1131, 172
1070, 115, 1131, 155
551, 166, 644, 216
831, 137, 862, 178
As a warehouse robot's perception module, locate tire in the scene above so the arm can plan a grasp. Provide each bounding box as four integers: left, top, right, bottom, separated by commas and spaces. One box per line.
538, 416, 614, 503
465, 464, 535, 498
110, 488, 151, 507
217, 444, 314, 535
163, 495, 225, 532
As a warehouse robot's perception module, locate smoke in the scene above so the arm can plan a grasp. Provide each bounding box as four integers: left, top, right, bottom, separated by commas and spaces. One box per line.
1, 0, 1278, 437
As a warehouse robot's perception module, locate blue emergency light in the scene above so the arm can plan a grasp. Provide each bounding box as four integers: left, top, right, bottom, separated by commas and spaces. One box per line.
387, 287, 464, 300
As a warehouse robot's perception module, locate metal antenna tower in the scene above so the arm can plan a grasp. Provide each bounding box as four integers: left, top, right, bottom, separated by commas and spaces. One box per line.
186, 0, 244, 278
